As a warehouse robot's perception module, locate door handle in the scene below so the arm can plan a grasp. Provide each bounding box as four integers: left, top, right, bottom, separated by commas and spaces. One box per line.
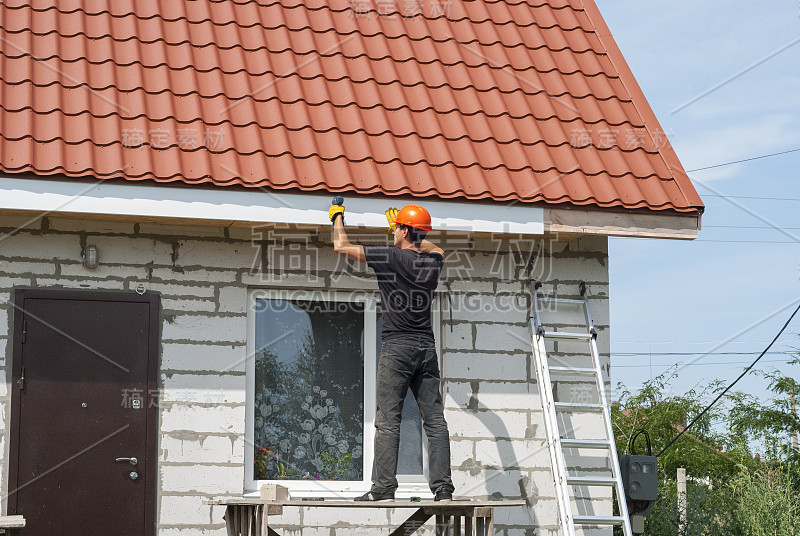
116, 457, 138, 466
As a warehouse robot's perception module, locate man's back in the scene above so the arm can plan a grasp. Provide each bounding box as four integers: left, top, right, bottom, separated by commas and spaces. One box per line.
364, 246, 443, 341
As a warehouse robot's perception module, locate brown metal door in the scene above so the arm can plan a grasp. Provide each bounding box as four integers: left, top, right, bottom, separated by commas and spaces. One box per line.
8, 290, 159, 536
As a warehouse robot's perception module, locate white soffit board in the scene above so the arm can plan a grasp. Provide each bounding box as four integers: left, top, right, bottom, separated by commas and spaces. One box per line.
0, 177, 544, 235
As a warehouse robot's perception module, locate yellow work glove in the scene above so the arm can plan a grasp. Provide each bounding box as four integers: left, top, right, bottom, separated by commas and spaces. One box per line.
385, 207, 399, 234
329, 204, 345, 223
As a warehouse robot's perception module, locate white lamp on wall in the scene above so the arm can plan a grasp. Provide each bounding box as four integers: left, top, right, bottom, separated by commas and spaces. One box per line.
82, 245, 99, 270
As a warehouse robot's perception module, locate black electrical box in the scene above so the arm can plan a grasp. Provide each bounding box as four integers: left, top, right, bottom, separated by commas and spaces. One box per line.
619, 455, 658, 502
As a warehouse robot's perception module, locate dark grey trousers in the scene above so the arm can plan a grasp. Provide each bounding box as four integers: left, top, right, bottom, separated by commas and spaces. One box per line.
371, 336, 455, 495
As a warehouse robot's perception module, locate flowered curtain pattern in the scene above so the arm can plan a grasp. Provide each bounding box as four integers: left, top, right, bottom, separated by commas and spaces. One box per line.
254, 301, 364, 481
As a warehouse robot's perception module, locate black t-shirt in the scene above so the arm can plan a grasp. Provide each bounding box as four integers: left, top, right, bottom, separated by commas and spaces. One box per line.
364, 246, 443, 341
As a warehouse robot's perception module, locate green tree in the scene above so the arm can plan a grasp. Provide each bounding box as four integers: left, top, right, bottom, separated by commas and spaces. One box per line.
612, 369, 754, 481
727, 355, 800, 461
612, 356, 800, 535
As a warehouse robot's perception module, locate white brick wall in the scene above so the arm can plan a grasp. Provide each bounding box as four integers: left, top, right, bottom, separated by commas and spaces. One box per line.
444, 381, 473, 410
217, 286, 247, 313
161, 343, 246, 373
447, 410, 529, 440
174, 239, 259, 270
471, 382, 538, 411
161, 314, 246, 343
0, 232, 80, 260
150, 267, 238, 284
0, 277, 33, 290
89, 235, 175, 265
160, 404, 246, 434
161, 373, 246, 404
144, 282, 218, 299
162, 298, 217, 313
475, 439, 552, 469
158, 495, 213, 526
0, 217, 612, 535
161, 465, 243, 494
160, 434, 245, 464
0, 260, 57, 276
58, 263, 150, 279
443, 323, 472, 350
445, 352, 528, 381
34, 278, 126, 290
474, 323, 531, 352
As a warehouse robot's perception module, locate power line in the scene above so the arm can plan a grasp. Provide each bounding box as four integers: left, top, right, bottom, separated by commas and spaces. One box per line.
704, 225, 800, 230
696, 239, 799, 244
702, 194, 800, 202
614, 358, 790, 368
686, 147, 800, 173
614, 340, 786, 345
610, 237, 799, 243
656, 302, 800, 457
612, 351, 789, 357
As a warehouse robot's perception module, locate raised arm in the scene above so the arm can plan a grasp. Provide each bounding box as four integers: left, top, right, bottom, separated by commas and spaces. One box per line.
332, 213, 366, 262
420, 238, 445, 259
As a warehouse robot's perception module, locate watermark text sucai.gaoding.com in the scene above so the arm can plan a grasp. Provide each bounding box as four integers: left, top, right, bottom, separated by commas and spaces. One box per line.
248, 224, 558, 286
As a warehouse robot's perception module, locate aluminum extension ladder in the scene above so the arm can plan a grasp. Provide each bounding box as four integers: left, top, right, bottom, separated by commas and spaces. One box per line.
529, 281, 632, 536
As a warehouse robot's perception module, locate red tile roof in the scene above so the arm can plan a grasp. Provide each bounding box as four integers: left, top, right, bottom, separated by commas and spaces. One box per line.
0, 0, 703, 214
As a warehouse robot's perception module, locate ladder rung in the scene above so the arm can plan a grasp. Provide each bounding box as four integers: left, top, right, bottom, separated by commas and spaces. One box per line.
554, 402, 604, 413
541, 331, 591, 340
573, 515, 626, 526
566, 476, 617, 486
560, 439, 611, 449
539, 298, 585, 305
549, 366, 597, 377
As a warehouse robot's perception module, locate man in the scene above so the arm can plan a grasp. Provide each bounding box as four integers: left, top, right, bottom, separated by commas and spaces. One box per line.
330, 201, 455, 502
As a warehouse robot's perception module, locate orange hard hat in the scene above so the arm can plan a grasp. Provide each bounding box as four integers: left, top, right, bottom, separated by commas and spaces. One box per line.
393, 204, 432, 232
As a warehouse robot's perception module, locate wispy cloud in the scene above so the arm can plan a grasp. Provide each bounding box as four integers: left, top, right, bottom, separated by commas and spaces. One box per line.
672, 35, 800, 115
672, 114, 800, 182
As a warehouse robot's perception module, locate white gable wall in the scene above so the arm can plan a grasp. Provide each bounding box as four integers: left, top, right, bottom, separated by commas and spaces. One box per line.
0, 215, 612, 536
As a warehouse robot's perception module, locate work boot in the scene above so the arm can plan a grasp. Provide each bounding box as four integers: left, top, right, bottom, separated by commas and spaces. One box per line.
434, 488, 453, 502
354, 489, 395, 502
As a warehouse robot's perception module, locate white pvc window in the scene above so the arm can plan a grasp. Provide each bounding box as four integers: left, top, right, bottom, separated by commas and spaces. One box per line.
245, 289, 440, 498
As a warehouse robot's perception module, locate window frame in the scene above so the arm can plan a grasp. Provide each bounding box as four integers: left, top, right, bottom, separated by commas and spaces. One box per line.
244, 288, 441, 498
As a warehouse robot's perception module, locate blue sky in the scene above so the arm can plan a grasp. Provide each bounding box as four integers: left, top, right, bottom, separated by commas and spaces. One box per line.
595, 0, 800, 405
